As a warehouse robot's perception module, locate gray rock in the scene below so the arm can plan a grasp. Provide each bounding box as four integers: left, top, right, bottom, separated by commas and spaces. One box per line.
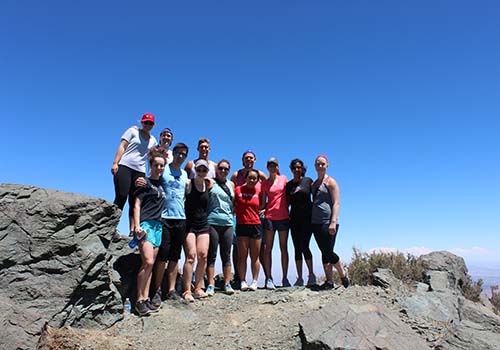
400, 289, 461, 323
299, 302, 430, 350
372, 268, 403, 290
419, 251, 468, 292
0, 184, 123, 350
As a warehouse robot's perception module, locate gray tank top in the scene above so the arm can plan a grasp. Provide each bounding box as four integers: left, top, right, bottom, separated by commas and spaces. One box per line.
311, 179, 333, 224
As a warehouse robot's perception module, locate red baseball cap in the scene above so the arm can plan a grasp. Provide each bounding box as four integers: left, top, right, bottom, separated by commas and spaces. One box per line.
141, 113, 155, 124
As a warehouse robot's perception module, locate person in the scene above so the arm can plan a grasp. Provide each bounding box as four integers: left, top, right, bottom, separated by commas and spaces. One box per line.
132, 150, 166, 316
206, 159, 235, 296
111, 113, 158, 236
311, 154, 349, 290
182, 159, 214, 302
185, 138, 217, 179
158, 128, 174, 164
138, 142, 190, 306
285, 158, 316, 287
261, 158, 290, 289
234, 169, 263, 291
230, 150, 267, 287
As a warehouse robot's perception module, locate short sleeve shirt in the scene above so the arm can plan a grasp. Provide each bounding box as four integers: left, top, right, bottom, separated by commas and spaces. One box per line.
119, 127, 158, 172
235, 184, 261, 225
261, 175, 289, 221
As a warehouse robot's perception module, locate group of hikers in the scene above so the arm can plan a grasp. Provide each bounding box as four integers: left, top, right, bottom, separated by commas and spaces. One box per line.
111, 113, 349, 316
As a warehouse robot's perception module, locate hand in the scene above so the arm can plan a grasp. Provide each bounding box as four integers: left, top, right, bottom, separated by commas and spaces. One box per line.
328, 223, 337, 236
111, 163, 118, 175
259, 208, 266, 216
135, 177, 147, 187
135, 228, 147, 240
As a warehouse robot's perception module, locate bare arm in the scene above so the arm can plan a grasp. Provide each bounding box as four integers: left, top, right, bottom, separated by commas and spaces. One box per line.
327, 177, 340, 235
230, 171, 238, 183
185, 160, 194, 178
133, 196, 144, 238
259, 170, 268, 182
111, 139, 129, 175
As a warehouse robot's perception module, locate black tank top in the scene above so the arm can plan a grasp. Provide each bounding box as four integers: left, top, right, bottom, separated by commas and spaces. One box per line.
185, 178, 209, 229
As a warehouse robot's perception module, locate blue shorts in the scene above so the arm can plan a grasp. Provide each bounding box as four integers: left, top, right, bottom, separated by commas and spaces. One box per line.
140, 220, 162, 248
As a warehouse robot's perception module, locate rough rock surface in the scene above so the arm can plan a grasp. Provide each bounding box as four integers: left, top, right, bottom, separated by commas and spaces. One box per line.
0, 184, 123, 350
419, 251, 468, 292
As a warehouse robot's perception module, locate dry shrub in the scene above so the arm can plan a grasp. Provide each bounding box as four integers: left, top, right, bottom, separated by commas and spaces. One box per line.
347, 247, 425, 286
461, 276, 483, 302
490, 284, 500, 315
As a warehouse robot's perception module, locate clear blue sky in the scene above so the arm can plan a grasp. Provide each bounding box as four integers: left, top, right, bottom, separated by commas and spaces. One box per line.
2, 1, 499, 269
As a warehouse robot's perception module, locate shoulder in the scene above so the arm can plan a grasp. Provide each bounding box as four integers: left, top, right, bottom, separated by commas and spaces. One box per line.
326, 176, 338, 189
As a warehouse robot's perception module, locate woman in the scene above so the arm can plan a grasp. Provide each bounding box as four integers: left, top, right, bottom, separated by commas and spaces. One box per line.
261, 158, 290, 289
311, 155, 349, 290
234, 169, 262, 291
132, 150, 166, 316
111, 113, 158, 236
206, 159, 235, 296
182, 159, 214, 302
285, 159, 316, 287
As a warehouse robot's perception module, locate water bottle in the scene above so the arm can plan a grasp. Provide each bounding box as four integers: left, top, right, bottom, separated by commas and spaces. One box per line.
128, 236, 138, 249
123, 298, 131, 313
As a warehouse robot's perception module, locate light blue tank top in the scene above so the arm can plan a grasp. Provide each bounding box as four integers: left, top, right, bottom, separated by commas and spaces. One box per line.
207, 181, 234, 226
161, 165, 188, 219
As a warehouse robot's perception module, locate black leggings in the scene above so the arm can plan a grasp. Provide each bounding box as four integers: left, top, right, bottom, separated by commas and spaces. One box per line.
311, 223, 340, 265
207, 225, 233, 267
113, 165, 145, 217
290, 220, 313, 261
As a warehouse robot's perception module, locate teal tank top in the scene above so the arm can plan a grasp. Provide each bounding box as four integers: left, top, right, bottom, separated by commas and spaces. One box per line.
207, 181, 234, 226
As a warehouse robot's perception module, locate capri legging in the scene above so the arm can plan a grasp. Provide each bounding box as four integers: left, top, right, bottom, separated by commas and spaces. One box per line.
113, 165, 145, 217
311, 223, 340, 264
290, 220, 313, 261
207, 225, 233, 267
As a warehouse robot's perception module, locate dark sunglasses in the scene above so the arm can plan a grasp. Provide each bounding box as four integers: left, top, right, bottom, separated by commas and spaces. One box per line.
174, 151, 187, 157
143, 121, 154, 126
218, 166, 230, 172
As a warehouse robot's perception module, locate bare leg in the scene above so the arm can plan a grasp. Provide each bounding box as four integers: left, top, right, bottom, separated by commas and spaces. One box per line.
278, 230, 289, 281
166, 261, 178, 292
182, 232, 196, 293
263, 230, 275, 280
323, 263, 334, 283
194, 234, 210, 291
137, 241, 157, 301
249, 238, 262, 282
153, 260, 166, 291
237, 237, 249, 282
223, 265, 232, 285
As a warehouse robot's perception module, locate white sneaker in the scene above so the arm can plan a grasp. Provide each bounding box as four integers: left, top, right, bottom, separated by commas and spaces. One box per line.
307, 274, 317, 286
265, 278, 276, 290
240, 281, 249, 291
249, 280, 258, 291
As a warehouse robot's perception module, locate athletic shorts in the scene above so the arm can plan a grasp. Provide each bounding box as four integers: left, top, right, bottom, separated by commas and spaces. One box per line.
236, 224, 263, 239
158, 219, 187, 261
264, 219, 290, 232
140, 220, 162, 248
186, 222, 210, 235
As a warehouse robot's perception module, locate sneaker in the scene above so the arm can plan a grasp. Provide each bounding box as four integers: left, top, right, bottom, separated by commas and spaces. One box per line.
265, 278, 276, 290
224, 283, 235, 295
240, 281, 249, 291
145, 299, 160, 313
318, 281, 334, 290
111, 230, 122, 243
182, 291, 195, 303
134, 300, 151, 316
206, 284, 215, 297
151, 290, 162, 307
193, 288, 209, 299
282, 278, 291, 288
307, 274, 317, 286
249, 280, 258, 291
165, 290, 182, 301
341, 276, 350, 288
294, 277, 304, 286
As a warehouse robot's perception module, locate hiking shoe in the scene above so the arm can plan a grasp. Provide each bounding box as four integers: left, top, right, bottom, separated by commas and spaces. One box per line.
151, 290, 162, 307
134, 300, 151, 316
265, 278, 276, 290
294, 277, 304, 286
282, 278, 291, 288
249, 280, 258, 291
231, 276, 241, 290
341, 276, 350, 288
318, 281, 334, 290
224, 283, 235, 295
111, 230, 122, 243
307, 274, 317, 286
240, 281, 249, 291
146, 299, 160, 313
165, 290, 182, 301
206, 284, 215, 297
193, 288, 209, 299
182, 291, 195, 303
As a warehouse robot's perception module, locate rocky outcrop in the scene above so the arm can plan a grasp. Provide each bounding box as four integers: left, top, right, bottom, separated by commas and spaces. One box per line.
0, 184, 123, 350
419, 251, 468, 292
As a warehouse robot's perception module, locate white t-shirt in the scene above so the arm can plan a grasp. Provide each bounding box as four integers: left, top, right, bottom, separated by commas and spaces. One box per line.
118, 127, 158, 173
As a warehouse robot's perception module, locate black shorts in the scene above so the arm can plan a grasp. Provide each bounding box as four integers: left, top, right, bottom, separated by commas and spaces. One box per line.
236, 224, 263, 239
264, 219, 290, 232
158, 218, 187, 262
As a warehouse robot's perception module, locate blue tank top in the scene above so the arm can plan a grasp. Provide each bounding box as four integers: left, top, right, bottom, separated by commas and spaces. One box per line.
311, 178, 333, 224
207, 181, 234, 226
161, 165, 188, 219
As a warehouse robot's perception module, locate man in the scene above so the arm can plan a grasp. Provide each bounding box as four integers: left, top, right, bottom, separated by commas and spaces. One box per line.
184, 138, 217, 179
159, 128, 174, 164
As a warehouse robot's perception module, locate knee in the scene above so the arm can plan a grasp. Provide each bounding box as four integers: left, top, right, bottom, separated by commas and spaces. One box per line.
186, 253, 196, 265
197, 251, 208, 262
142, 257, 155, 269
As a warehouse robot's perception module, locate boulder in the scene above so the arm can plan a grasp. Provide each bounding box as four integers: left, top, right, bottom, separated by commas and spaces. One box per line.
419, 251, 468, 292
372, 268, 403, 290
299, 301, 430, 350
0, 184, 123, 350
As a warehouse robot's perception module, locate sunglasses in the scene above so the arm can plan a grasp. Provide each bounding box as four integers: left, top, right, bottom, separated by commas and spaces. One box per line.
143, 121, 154, 126
174, 151, 187, 157
218, 166, 230, 172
